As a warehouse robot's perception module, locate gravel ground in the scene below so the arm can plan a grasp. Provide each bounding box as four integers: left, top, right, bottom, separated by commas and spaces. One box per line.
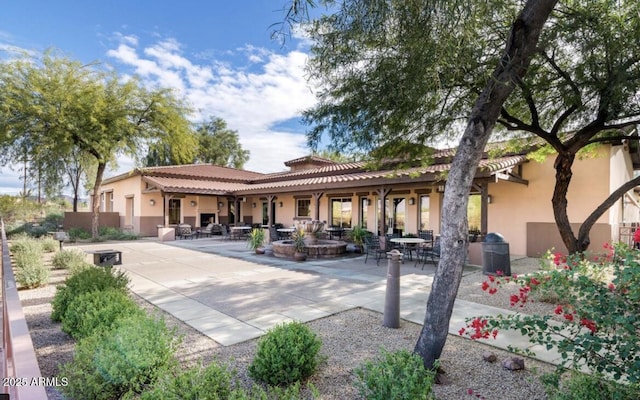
19, 255, 555, 399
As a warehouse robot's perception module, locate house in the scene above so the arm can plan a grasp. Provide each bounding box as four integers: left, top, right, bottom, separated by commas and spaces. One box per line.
94, 137, 640, 257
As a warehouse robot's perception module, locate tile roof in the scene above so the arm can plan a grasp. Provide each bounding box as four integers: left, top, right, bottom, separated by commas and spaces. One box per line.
140, 164, 265, 181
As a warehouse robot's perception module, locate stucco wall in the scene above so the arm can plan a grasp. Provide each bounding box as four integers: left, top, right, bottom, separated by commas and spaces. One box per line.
488, 147, 613, 255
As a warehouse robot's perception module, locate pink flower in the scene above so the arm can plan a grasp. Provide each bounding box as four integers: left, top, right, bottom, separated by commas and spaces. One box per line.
608, 283, 615, 291
496, 270, 504, 276
459, 327, 466, 335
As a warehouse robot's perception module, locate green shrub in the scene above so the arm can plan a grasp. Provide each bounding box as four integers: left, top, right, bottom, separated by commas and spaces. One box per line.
248, 321, 323, 386
51, 266, 129, 322
99, 226, 139, 240
60, 313, 180, 400
51, 249, 88, 270
354, 349, 436, 400
229, 381, 318, 400
68, 227, 91, 240
139, 361, 234, 400
62, 288, 143, 339
40, 237, 59, 252
10, 234, 41, 254
13, 244, 49, 289
542, 371, 640, 400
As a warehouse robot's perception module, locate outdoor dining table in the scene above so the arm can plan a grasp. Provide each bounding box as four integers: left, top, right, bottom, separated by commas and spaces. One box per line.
325, 227, 345, 240
230, 226, 252, 239
389, 237, 426, 261
277, 228, 295, 238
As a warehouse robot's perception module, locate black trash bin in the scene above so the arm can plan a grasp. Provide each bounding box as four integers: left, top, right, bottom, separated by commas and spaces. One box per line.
481, 232, 511, 276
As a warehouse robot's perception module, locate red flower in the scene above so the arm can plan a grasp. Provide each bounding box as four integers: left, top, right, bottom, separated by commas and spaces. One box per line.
564, 313, 574, 322
510, 294, 519, 306
481, 281, 490, 291
529, 277, 540, 286
512, 274, 518, 280
492, 330, 498, 339
488, 275, 495, 282
580, 318, 597, 333
554, 305, 563, 315
608, 283, 615, 291
459, 327, 466, 335
496, 270, 503, 276
488, 287, 497, 295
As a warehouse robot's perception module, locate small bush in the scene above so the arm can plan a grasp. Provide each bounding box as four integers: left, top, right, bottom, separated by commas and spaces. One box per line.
354, 349, 436, 400
139, 361, 234, 400
10, 234, 41, 254
99, 226, 139, 241
13, 244, 49, 289
51, 249, 88, 270
60, 313, 180, 400
62, 288, 143, 339
51, 266, 129, 322
40, 237, 59, 253
248, 321, 323, 386
68, 227, 91, 240
542, 371, 640, 400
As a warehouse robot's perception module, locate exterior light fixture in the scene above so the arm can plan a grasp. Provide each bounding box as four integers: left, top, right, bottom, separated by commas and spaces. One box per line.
149, 199, 156, 206
252, 202, 257, 208
218, 201, 224, 208
487, 195, 492, 204
408, 197, 415, 205
436, 185, 445, 193
279, 201, 283, 207
190, 200, 197, 207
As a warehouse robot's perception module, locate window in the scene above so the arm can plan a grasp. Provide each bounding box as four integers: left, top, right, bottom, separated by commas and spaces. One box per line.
101, 191, 114, 212
419, 195, 430, 230
359, 197, 368, 229
262, 202, 269, 225
169, 199, 181, 225
330, 198, 352, 228
467, 195, 481, 232
296, 199, 311, 218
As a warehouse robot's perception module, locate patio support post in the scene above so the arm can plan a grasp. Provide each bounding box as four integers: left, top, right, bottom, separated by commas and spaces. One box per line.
480, 182, 489, 236
312, 192, 323, 221
376, 186, 391, 236
267, 195, 277, 226
163, 194, 169, 227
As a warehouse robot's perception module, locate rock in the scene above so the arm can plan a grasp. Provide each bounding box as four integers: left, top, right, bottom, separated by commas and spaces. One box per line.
482, 351, 497, 363
502, 357, 525, 371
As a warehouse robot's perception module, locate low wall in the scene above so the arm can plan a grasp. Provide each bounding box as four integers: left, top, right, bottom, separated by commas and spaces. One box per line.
526, 222, 611, 257
64, 212, 120, 233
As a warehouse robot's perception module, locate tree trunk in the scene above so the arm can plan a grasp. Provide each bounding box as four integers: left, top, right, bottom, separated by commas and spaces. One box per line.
552, 152, 580, 253
577, 174, 640, 251
91, 162, 107, 239
414, 0, 558, 370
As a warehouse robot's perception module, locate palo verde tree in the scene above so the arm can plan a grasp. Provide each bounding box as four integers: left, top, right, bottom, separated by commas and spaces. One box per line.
496, 0, 640, 253
287, 0, 556, 369
0, 50, 196, 237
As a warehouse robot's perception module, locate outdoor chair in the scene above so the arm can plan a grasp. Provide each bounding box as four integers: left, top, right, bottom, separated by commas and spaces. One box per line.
199, 223, 215, 238
415, 236, 440, 270
177, 224, 198, 240
364, 235, 387, 265
220, 224, 231, 240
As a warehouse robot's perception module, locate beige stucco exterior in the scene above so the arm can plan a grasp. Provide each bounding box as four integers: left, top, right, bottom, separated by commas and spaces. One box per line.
94, 142, 639, 256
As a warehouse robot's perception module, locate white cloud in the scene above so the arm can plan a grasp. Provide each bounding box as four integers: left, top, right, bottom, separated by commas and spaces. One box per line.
106, 35, 318, 173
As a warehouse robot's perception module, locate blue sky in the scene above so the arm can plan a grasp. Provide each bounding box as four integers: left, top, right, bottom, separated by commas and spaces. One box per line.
0, 1, 325, 195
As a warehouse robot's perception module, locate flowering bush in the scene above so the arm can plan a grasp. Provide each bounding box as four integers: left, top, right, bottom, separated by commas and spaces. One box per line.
460, 243, 640, 384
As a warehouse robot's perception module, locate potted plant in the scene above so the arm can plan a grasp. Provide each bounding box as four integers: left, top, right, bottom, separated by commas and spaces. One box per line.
292, 229, 307, 261
348, 225, 369, 253
247, 228, 266, 254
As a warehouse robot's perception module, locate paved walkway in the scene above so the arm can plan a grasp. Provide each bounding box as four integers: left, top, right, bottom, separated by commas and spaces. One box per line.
72, 238, 561, 366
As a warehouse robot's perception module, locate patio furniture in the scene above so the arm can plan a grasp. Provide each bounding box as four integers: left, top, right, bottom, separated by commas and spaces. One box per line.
364, 235, 387, 265
230, 225, 251, 240
277, 227, 295, 239
390, 237, 425, 262
269, 226, 288, 242
177, 224, 198, 240
415, 236, 440, 270
199, 223, 215, 238
326, 227, 344, 240
220, 224, 231, 240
